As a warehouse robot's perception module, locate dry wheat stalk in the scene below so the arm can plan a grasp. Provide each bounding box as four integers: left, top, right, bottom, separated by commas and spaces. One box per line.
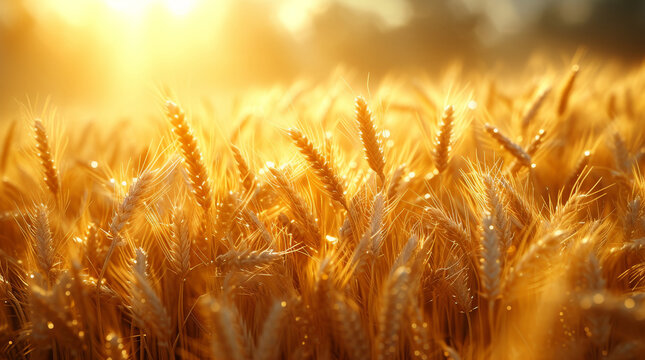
558, 65, 579, 116
129, 248, 172, 346
483, 174, 512, 250
521, 87, 551, 130
216, 248, 281, 272
423, 206, 471, 251
565, 150, 591, 190
511, 129, 546, 173
167, 101, 213, 211
254, 300, 289, 360
231, 144, 256, 193
170, 208, 191, 277
433, 105, 455, 174
479, 213, 501, 300
485, 123, 532, 168
329, 293, 371, 360
268, 166, 322, 250
98, 170, 154, 281
498, 177, 533, 227
503, 230, 567, 294
287, 128, 348, 210
376, 266, 411, 360
355, 96, 386, 182
624, 197, 642, 242
30, 204, 55, 277
33, 119, 60, 196
205, 298, 251, 360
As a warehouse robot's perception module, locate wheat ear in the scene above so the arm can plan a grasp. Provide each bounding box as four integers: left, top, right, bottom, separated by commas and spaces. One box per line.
287, 128, 348, 210
424, 206, 471, 251
624, 197, 642, 242
376, 266, 411, 360
268, 167, 322, 250
170, 208, 191, 277
216, 248, 281, 272
349, 193, 385, 279
479, 213, 501, 300
166, 101, 213, 211
205, 298, 251, 360
484, 123, 532, 168
557, 65, 579, 116
433, 105, 455, 174
330, 293, 371, 360
98, 170, 154, 281
254, 300, 289, 360
31, 204, 55, 277
498, 177, 533, 227
511, 129, 546, 173
129, 248, 172, 346
33, 119, 60, 196
565, 150, 591, 190
355, 96, 386, 182
521, 87, 551, 130
230, 144, 256, 193
503, 230, 566, 294
483, 174, 511, 250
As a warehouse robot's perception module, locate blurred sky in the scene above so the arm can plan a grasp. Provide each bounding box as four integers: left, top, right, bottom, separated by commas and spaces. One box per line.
0, 0, 644, 118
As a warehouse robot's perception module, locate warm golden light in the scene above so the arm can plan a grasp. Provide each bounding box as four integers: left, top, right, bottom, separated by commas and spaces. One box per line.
104, 0, 198, 16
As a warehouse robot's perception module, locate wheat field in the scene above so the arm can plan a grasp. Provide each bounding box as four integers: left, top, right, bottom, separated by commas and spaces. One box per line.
1, 61, 645, 360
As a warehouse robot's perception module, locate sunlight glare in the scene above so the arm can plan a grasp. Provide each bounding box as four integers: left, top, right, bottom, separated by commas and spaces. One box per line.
105, 0, 197, 17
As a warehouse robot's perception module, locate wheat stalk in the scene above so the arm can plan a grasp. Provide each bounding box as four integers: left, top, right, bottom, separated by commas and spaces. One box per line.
355, 96, 386, 183
170, 208, 191, 277
376, 266, 411, 360
558, 65, 579, 116
33, 119, 60, 196
30, 204, 55, 278
521, 87, 551, 130
129, 248, 172, 346
485, 123, 532, 168
216, 248, 281, 272
479, 213, 501, 300
231, 144, 256, 193
268, 166, 322, 251
510, 129, 546, 173
167, 101, 213, 211
433, 105, 455, 174
287, 128, 348, 210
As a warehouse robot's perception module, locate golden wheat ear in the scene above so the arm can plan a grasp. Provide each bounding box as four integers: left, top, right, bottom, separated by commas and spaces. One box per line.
557, 65, 579, 116
433, 105, 455, 174
484, 123, 532, 169
268, 166, 322, 252
287, 128, 348, 210
230, 144, 256, 193
521, 86, 551, 130
33, 119, 60, 197
479, 212, 501, 301
355, 96, 386, 183
166, 100, 213, 212
376, 266, 412, 360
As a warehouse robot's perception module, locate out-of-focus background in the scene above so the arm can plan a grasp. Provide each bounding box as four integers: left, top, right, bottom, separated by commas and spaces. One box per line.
1, 0, 644, 118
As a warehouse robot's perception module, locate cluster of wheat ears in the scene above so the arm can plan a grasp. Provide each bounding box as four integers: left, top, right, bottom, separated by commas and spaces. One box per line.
0, 61, 645, 360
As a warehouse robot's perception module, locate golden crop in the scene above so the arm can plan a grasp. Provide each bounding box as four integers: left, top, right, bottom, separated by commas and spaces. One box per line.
1, 61, 644, 359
